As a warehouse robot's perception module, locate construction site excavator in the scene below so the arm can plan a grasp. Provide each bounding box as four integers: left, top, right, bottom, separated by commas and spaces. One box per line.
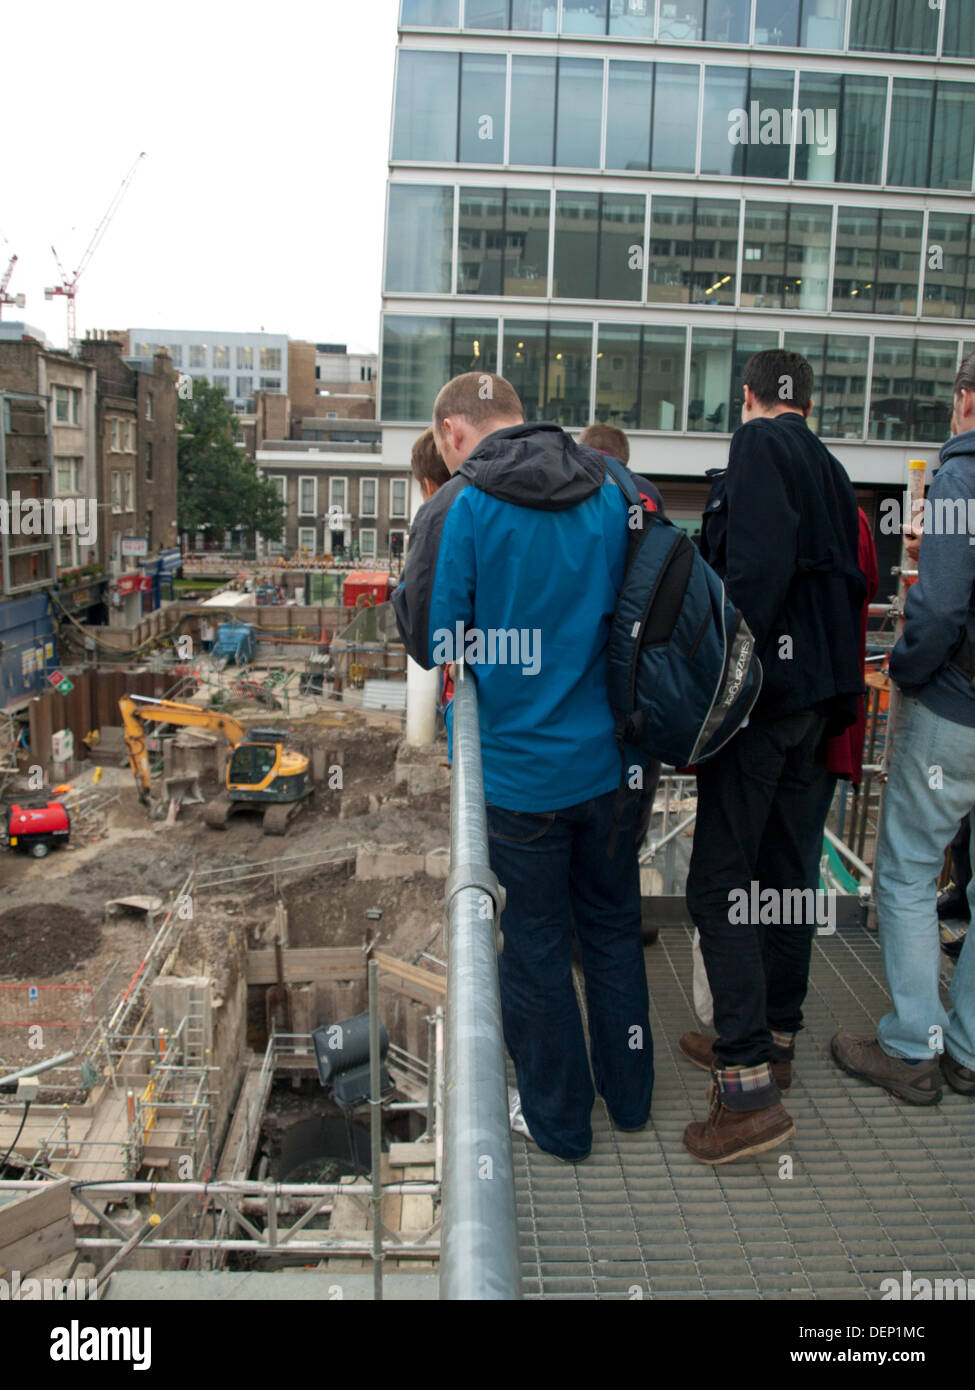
118, 694, 312, 835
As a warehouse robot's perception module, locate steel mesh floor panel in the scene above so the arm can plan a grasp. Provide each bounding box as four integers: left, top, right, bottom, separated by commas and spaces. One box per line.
512, 923, 975, 1300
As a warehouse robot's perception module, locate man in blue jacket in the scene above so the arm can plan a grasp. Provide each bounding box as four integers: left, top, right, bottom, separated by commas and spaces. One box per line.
393, 372, 654, 1162
833, 354, 975, 1102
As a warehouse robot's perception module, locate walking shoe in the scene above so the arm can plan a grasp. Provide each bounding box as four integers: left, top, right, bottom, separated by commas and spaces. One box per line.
937, 883, 971, 922
942, 1049, 975, 1096
678, 1031, 792, 1091
683, 1080, 795, 1165
830, 1031, 943, 1105
940, 925, 968, 961
508, 1087, 532, 1140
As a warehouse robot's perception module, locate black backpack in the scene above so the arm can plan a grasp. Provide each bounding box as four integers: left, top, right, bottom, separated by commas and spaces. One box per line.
603, 456, 762, 770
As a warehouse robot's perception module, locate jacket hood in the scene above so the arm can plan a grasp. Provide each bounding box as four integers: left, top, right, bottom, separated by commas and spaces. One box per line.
458, 422, 607, 512
940, 429, 975, 466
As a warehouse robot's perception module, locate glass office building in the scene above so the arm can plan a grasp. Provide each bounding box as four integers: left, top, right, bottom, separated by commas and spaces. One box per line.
380, 0, 975, 530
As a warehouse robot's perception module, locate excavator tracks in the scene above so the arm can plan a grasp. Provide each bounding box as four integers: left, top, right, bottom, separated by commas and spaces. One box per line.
261, 793, 311, 836
202, 795, 233, 830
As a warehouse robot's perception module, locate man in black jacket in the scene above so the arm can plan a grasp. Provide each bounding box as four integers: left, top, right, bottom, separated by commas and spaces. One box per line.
680, 350, 864, 1163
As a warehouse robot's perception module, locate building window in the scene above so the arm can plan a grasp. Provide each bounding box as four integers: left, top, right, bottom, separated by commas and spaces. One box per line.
145, 441, 153, 480
54, 385, 81, 424
213, 345, 230, 368
702, 67, 795, 180
260, 347, 282, 371
465, 0, 509, 26
392, 50, 459, 162
594, 323, 687, 431
111, 470, 122, 513
687, 328, 780, 434
458, 52, 506, 164
888, 81, 975, 192
386, 185, 454, 294
146, 393, 153, 421
133, 341, 158, 357
57, 532, 76, 571
459, 188, 549, 297
944, 2, 975, 58
298, 526, 317, 555
299, 476, 317, 516
168, 346, 182, 368
401, 0, 459, 22
390, 479, 408, 518
359, 528, 377, 558
110, 418, 121, 451
213, 375, 230, 392
237, 346, 254, 369
123, 471, 134, 512
123, 419, 135, 451
647, 197, 740, 306
503, 320, 592, 428
562, 0, 654, 37
741, 202, 831, 312
869, 338, 957, 442
509, 55, 556, 164
189, 344, 207, 369
793, 71, 887, 186
326, 411, 339, 419
832, 207, 923, 315
380, 315, 498, 421
54, 457, 81, 492
924, 214, 975, 320
236, 377, 253, 399
784, 331, 868, 438
329, 477, 348, 514
850, 0, 939, 56
260, 377, 282, 391
554, 191, 645, 302
360, 478, 378, 517
145, 510, 153, 551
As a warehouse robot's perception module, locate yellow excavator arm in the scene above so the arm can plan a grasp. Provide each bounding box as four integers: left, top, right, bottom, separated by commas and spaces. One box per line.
118, 695, 247, 805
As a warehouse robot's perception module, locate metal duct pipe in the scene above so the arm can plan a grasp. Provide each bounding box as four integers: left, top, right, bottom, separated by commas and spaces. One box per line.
439, 662, 521, 1301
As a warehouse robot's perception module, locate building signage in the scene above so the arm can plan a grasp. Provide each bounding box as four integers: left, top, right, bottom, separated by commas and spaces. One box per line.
122, 537, 149, 557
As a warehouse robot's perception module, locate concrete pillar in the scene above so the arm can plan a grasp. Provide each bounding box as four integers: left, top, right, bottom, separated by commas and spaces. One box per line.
405, 658, 439, 746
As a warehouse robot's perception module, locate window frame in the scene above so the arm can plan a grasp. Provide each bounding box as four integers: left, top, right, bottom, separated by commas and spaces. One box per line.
359, 476, 379, 518
298, 475, 318, 517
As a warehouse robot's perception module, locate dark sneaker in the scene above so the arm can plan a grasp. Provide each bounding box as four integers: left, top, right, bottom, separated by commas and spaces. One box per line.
683, 1081, 795, 1165
942, 1049, 975, 1096
830, 1031, 942, 1105
937, 884, 971, 922
940, 927, 967, 961
678, 1030, 792, 1091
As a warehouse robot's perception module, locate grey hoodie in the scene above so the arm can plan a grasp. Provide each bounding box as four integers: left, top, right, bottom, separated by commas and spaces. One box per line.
890, 428, 975, 727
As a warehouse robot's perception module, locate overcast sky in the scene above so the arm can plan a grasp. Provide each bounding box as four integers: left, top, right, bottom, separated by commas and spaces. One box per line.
3, 0, 400, 353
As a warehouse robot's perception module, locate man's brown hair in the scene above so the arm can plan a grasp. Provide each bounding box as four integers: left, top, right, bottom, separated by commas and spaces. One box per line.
433, 372, 524, 433
579, 423, 630, 464
410, 427, 450, 493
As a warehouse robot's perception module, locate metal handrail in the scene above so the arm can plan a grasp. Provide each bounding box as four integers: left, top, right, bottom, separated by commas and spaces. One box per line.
439, 663, 521, 1301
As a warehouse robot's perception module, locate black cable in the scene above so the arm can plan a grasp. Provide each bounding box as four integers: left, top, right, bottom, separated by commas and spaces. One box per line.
0, 1100, 31, 1176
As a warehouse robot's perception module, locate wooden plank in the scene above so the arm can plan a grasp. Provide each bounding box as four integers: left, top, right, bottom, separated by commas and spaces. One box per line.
373, 952, 446, 999
388, 1142, 435, 1169
0, 1179, 71, 1249
245, 947, 363, 985
0, 1217, 75, 1275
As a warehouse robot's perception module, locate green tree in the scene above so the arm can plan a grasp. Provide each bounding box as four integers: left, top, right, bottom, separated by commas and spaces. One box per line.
177, 379, 284, 546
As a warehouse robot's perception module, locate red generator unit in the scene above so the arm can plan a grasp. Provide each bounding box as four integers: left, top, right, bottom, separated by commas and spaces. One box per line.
1, 802, 71, 859
343, 571, 394, 609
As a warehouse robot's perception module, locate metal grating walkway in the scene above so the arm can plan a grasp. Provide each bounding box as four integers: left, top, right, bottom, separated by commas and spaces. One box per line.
512, 923, 975, 1299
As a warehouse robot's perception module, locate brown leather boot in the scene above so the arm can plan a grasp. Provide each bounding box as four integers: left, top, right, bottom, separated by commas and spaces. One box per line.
678, 1031, 792, 1091
683, 1080, 795, 1165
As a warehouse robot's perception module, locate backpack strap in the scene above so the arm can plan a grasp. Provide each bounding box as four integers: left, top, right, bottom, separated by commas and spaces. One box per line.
601, 454, 642, 508
602, 454, 645, 860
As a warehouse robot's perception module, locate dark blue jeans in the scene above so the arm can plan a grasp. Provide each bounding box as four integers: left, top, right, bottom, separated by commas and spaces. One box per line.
686, 710, 828, 1106
486, 787, 654, 1161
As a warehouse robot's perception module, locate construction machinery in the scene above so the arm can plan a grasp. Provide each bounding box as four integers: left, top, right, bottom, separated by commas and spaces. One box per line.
0, 800, 71, 858
118, 694, 312, 835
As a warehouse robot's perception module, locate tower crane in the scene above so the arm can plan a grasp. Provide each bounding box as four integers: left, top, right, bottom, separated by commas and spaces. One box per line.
0, 254, 25, 319
45, 151, 146, 348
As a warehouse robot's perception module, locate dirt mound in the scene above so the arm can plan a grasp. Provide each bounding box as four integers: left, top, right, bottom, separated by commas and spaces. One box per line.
0, 905, 102, 978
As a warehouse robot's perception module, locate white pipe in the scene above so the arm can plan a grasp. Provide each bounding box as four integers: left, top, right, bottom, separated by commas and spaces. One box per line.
405, 657, 440, 746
